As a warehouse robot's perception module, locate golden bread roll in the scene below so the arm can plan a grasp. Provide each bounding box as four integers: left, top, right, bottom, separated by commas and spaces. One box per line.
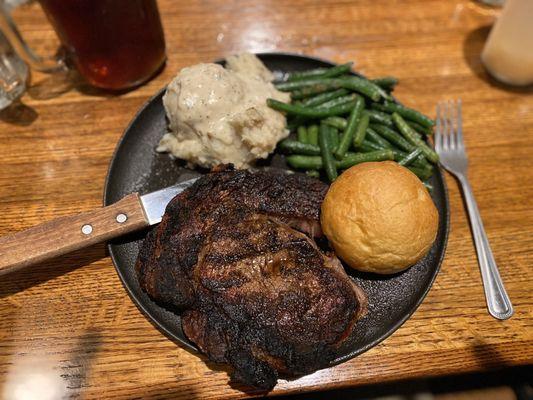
321, 161, 439, 274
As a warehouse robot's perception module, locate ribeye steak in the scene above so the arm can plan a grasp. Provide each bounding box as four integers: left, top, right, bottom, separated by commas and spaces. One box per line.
136, 166, 367, 389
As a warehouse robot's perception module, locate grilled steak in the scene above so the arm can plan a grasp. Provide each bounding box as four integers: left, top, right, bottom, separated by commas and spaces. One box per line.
136, 166, 367, 389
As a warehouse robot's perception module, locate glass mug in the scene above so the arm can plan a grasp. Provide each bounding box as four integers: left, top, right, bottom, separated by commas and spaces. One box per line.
0, 0, 166, 90
0, 27, 28, 109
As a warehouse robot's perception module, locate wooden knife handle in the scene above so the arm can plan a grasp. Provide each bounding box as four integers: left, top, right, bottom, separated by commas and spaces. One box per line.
0, 193, 149, 275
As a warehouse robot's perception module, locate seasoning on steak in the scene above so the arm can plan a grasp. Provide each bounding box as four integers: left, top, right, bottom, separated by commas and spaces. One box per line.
136, 166, 367, 390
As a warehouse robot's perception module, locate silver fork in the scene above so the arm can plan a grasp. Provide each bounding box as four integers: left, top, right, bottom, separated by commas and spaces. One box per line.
435, 100, 513, 320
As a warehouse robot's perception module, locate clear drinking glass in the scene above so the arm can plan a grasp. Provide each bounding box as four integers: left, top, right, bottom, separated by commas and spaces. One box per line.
0, 29, 27, 110
476, 0, 505, 6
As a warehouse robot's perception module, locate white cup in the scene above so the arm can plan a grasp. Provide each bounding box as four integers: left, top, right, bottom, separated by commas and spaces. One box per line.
481, 0, 533, 86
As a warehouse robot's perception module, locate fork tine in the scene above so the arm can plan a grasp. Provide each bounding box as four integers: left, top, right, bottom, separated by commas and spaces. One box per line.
448, 100, 456, 150
440, 102, 446, 150
442, 101, 450, 150
456, 99, 463, 150
435, 103, 442, 152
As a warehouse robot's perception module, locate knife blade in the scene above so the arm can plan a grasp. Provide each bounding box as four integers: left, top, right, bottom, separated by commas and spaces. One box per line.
140, 178, 199, 225
0, 177, 199, 275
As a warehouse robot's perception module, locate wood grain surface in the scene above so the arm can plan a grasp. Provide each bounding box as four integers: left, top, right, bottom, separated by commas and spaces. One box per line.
0, 0, 531, 399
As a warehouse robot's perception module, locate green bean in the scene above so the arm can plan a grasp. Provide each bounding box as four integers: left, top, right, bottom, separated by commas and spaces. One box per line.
398, 148, 423, 166
288, 100, 352, 129
306, 170, 321, 178
286, 155, 323, 170
366, 127, 393, 148
278, 139, 321, 155
277, 77, 347, 92
370, 103, 389, 113
323, 116, 347, 130
319, 123, 338, 182
286, 62, 353, 82
284, 69, 329, 82
316, 94, 357, 109
360, 140, 431, 169
297, 126, 308, 144
307, 124, 319, 146
408, 120, 433, 136
360, 139, 405, 159
359, 139, 385, 152
286, 150, 396, 171
308, 62, 353, 79
383, 138, 431, 168
371, 76, 398, 90
335, 96, 364, 160
291, 85, 334, 100
300, 88, 350, 107
337, 149, 395, 169
414, 158, 433, 171
276, 79, 321, 92
358, 145, 433, 171
397, 148, 431, 169
329, 127, 340, 150
371, 105, 428, 138
367, 109, 394, 127
282, 76, 385, 102
352, 111, 370, 148
392, 113, 439, 163
370, 123, 415, 152
408, 166, 434, 180
267, 98, 356, 118
340, 76, 386, 102
376, 101, 435, 128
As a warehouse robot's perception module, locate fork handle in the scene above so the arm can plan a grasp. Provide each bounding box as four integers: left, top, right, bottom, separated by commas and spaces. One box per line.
457, 174, 513, 320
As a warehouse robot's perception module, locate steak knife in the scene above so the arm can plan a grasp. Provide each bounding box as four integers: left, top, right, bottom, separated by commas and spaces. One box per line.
0, 178, 198, 275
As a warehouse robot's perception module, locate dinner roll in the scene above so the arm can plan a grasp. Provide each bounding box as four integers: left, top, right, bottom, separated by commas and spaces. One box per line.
321, 161, 439, 274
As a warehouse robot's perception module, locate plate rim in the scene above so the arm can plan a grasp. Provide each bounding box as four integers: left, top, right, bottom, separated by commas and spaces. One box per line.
103, 51, 450, 366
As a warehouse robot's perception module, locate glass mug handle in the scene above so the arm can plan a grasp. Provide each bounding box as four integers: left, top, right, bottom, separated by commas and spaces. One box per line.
0, 0, 63, 72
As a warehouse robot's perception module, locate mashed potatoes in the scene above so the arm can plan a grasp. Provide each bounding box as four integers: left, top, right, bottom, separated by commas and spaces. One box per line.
157, 53, 290, 169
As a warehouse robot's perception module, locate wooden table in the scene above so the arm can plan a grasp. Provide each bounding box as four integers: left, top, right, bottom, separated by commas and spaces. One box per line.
0, 1, 531, 399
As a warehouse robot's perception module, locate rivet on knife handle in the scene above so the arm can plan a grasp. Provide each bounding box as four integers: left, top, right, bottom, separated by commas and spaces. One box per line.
0, 193, 149, 275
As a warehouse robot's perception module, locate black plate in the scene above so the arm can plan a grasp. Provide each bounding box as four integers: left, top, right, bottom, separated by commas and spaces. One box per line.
104, 53, 450, 366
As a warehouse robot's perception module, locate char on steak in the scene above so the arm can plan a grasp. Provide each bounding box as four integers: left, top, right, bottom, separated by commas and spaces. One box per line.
136, 166, 367, 389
